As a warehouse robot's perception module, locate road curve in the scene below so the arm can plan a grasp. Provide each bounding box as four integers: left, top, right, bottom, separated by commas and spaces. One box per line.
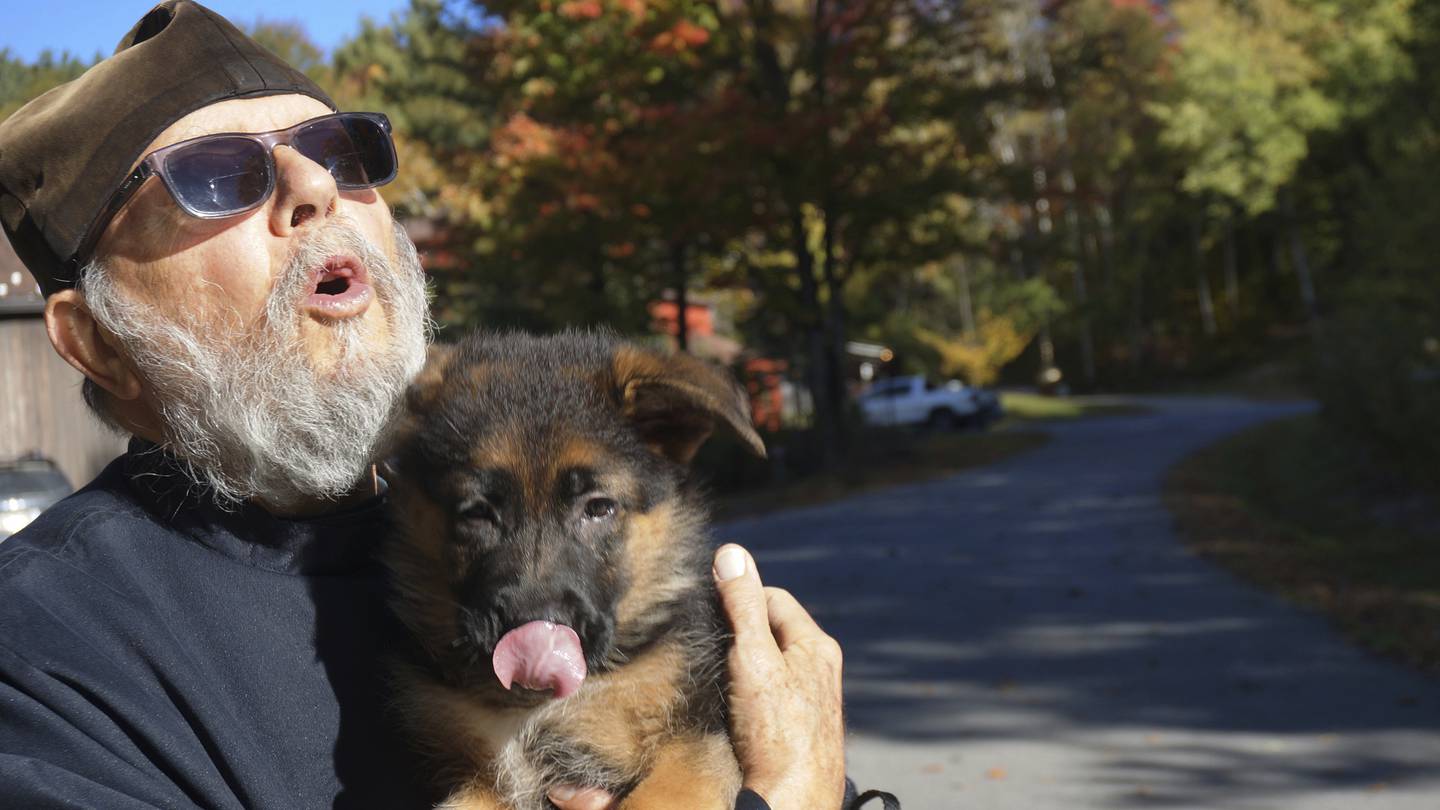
720, 397, 1440, 810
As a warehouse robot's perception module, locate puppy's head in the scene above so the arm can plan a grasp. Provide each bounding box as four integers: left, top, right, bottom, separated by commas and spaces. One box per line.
388, 331, 763, 706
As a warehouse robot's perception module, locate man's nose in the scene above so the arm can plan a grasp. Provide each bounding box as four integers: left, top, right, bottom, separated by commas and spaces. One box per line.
268, 144, 339, 234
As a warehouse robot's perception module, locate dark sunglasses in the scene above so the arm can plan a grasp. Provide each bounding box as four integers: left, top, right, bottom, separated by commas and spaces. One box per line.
72, 112, 398, 268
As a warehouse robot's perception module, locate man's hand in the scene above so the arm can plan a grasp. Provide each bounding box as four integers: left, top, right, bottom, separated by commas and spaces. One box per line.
714, 543, 846, 810
549, 544, 846, 810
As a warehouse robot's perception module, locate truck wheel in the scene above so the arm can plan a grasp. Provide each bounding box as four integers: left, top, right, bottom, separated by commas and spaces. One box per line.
927, 408, 957, 431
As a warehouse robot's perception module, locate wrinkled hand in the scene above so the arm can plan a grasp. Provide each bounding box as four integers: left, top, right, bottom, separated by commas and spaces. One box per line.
548, 544, 846, 810
713, 544, 846, 810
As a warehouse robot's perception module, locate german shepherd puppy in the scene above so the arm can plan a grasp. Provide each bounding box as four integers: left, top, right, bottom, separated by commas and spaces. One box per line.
384, 330, 766, 810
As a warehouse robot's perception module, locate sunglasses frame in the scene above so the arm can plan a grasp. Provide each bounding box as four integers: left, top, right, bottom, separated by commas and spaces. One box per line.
70, 112, 397, 272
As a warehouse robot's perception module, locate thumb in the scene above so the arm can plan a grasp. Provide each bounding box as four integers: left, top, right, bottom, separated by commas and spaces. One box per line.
713, 544, 777, 653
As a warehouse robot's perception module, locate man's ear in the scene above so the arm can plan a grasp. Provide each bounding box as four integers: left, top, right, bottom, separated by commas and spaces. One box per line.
44, 289, 142, 402
610, 345, 766, 466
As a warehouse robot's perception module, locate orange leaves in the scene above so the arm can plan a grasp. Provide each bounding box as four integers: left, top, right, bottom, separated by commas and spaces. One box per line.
614, 0, 646, 21
673, 21, 711, 47
537, 191, 606, 219
494, 113, 617, 175
569, 191, 602, 211
558, 0, 603, 20
553, 0, 647, 23
649, 20, 710, 53
494, 113, 559, 162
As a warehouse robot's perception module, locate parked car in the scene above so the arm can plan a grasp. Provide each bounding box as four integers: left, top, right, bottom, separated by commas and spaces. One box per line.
857, 375, 991, 430
0, 456, 72, 541
944, 379, 1003, 426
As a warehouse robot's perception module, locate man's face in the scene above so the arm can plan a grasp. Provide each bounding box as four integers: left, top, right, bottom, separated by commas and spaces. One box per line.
96, 94, 401, 376
82, 94, 431, 510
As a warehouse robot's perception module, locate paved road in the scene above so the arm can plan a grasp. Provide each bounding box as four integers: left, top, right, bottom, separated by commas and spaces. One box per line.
720, 397, 1440, 810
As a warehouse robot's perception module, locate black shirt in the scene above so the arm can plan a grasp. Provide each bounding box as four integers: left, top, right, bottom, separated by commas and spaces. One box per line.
0, 442, 779, 810
0, 442, 436, 808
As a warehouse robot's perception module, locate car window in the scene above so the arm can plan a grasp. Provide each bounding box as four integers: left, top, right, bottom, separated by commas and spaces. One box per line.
0, 463, 70, 496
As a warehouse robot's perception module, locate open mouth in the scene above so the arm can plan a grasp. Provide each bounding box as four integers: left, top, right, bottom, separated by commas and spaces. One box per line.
303, 254, 374, 319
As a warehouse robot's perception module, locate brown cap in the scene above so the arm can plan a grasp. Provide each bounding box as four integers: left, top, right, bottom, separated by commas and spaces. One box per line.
0, 1, 335, 295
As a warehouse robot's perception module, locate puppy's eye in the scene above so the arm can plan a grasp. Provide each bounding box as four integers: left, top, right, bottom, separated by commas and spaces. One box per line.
458, 498, 501, 525
582, 497, 618, 521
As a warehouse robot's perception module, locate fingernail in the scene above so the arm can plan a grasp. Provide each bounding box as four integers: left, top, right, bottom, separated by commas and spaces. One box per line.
715, 546, 746, 581
550, 785, 578, 801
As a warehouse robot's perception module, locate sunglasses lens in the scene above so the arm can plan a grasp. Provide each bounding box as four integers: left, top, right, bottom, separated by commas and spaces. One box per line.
165, 137, 271, 216
293, 115, 397, 189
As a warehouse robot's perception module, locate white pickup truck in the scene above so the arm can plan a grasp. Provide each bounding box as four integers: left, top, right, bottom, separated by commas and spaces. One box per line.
856, 375, 998, 429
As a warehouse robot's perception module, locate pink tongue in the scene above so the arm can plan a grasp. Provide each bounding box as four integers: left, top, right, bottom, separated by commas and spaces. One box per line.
492, 621, 588, 699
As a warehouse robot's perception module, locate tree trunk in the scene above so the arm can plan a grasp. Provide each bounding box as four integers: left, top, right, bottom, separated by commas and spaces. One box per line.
1280, 191, 1321, 340
1223, 215, 1240, 318
955, 255, 977, 341
819, 206, 849, 455
1068, 201, 1096, 388
812, 0, 848, 456
1097, 202, 1117, 296
790, 209, 838, 468
1017, 220, 1057, 382
1192, 215, 1217, 337
671, 241, 689, 353
1129, 232, 1149, 378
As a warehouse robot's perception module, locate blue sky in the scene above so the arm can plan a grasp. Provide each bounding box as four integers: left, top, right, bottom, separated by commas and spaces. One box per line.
1, 1, 416, 63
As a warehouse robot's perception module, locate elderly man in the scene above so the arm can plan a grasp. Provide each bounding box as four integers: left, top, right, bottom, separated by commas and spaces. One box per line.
0, 2, 854, 809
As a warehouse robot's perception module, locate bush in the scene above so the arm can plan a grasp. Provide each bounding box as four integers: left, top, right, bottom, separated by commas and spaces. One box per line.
1311, 280, 1440, 489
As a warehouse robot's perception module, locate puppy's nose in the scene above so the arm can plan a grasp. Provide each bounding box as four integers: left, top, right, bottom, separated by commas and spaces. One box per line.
491, 584, 587, 630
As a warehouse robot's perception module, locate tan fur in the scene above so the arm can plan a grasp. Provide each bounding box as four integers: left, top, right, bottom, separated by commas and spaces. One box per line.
620, 735, 742, 810
613, 503, 703, 633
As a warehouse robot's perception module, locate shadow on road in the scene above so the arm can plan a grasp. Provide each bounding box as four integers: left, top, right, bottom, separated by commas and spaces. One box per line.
721, 399, 1440, 806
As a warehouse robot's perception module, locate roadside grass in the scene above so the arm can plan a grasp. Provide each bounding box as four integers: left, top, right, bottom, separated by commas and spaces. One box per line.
1165, 414, 1440, 674
714, 428, 1049, 521
1001, 391, 1151, 421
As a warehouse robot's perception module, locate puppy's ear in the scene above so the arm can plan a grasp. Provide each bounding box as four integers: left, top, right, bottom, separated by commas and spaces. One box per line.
611, 345, 766, 465
407, 342, 458, 415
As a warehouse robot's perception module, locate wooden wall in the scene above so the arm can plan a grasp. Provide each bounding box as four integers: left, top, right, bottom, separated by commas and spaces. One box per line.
0, 316, 129, 488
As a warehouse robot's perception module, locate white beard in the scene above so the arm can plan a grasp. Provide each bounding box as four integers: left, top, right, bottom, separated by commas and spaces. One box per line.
82, 217, 432, 511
